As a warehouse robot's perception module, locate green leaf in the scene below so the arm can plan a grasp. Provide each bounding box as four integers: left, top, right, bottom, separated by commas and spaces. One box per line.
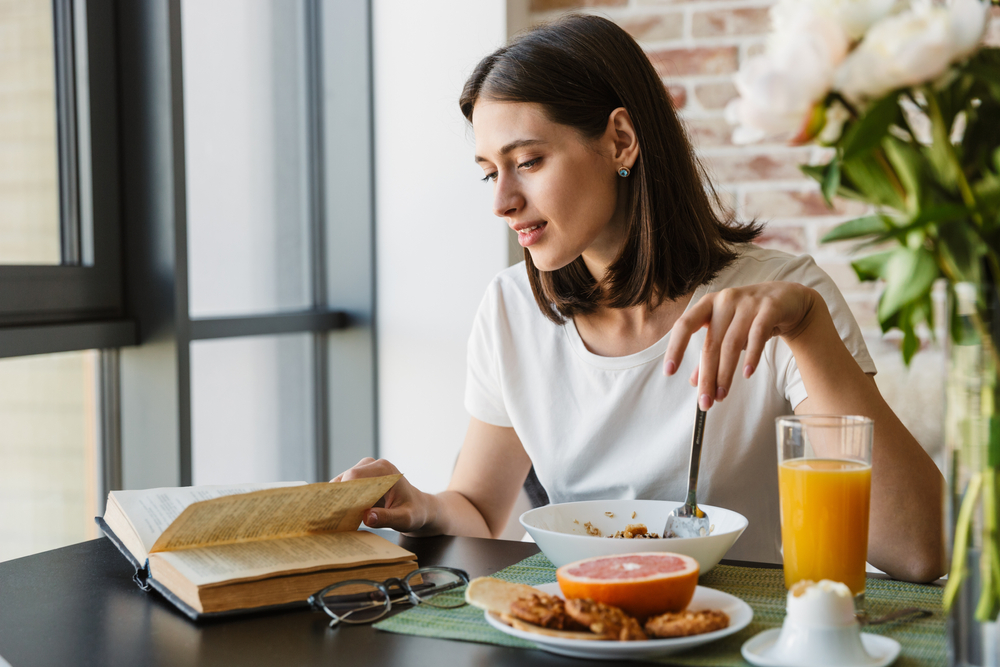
800, 163, 827, 183
822, 159, 841, 207
820, 215, 890, 243
851, 250, 894, 282
882, 136, 924, 213
901, 314, 919, 365
877, 246, 938, 320
841, 93, 902, 161
924, 91, 960, 191
841, 151, 907, 211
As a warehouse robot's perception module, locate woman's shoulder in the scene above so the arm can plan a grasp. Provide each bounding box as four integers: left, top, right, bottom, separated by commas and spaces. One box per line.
483, 261, 533, 304
718, 244, 826, 288
480, 261, 552, 323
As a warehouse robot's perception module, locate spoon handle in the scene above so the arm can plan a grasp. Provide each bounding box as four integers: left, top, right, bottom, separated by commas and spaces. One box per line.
684, 406, 707, 512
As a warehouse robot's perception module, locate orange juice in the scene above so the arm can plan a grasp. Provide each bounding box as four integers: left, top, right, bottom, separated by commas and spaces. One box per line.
778, 458, 871, 595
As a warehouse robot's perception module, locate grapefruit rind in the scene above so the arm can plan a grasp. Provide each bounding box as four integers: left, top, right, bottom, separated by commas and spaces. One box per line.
555, 552, 699, 621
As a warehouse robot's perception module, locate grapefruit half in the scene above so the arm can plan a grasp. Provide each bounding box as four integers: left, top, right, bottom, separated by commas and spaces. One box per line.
555, 552, 699, 620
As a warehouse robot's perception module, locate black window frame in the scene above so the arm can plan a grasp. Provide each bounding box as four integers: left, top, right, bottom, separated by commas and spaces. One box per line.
1, 0, 378, 500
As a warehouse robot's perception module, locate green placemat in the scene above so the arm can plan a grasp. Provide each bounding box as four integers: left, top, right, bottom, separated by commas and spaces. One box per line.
374, 553, 945, 666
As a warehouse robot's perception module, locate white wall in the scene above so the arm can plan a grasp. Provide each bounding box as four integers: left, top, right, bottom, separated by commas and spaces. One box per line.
373, 1, 509, 494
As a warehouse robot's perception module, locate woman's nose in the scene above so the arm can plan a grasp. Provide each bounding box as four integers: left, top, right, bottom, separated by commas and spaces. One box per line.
492, 175, 524, 218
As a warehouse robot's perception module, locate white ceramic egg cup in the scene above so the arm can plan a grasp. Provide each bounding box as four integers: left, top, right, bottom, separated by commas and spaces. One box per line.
741, 627, 901, 667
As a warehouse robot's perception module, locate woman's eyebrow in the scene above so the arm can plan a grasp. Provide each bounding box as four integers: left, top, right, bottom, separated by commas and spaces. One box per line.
474, 138, 547, 163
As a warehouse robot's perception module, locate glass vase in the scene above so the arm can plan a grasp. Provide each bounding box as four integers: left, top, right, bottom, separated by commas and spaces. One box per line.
945, 282, 1000, 667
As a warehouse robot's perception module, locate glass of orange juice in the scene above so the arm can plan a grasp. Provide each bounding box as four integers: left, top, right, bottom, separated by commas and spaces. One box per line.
776, 415, 873, 597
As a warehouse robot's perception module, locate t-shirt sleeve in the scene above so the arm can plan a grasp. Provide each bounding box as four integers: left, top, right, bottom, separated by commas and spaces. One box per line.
464, 280, 513, 427
770, 254, 877, 409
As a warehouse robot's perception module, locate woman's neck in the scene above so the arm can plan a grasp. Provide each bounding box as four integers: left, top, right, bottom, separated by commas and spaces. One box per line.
573, 292, 694, 357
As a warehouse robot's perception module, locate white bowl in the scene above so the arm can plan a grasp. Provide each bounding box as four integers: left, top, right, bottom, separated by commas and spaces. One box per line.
519, 499, 748, 573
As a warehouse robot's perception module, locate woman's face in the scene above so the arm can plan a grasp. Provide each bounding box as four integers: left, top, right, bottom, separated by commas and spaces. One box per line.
472, 101, 628, 274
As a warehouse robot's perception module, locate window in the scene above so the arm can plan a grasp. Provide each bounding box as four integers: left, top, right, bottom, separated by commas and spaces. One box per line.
1, 0, 377, 560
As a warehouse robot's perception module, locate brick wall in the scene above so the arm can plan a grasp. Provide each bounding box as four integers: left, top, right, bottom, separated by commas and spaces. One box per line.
524, 0, 1000, 460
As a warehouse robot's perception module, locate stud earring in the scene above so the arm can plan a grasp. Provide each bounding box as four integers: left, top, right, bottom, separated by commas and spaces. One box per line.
618, 166, 631, 178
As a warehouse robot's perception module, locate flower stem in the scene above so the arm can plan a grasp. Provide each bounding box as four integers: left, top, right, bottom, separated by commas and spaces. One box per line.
975, 467, 999, 620
944, 472, 983, 611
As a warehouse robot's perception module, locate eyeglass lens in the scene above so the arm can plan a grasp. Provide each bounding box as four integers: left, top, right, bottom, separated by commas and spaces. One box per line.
320, 583, 390, 624
405, 568, 467, 609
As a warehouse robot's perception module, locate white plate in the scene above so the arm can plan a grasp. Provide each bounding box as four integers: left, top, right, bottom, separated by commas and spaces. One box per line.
741, 628, 901, 667
483, 582, 753, 661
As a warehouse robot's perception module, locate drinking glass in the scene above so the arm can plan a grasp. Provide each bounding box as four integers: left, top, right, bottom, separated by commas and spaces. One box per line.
776, 415, 874, 596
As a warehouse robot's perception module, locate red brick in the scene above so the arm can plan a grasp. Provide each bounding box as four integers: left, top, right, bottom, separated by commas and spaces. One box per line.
666, 83, 687, 109
692, 8, 771, 38
754, 224, 806, 255
743, 189, 870, 219
703, 149, 811, 183
684, 117, 733, 148
647, 46, 739, 77
530, 0, 625, 10
694, 81, 738, 110
620, 14, 684, 42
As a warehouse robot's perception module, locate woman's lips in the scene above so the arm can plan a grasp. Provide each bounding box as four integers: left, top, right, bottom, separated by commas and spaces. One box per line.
516, 222, 547, 247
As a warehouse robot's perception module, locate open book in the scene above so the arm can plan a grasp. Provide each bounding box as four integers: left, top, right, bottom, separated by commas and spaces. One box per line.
96, 475, 417, 620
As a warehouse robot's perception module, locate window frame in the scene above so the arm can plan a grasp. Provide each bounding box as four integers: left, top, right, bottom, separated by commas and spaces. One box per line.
0, 0, 131, 343
114, 0, 377, 489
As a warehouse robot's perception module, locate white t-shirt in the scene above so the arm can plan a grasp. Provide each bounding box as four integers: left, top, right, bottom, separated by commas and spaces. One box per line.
464, 244, 876, 564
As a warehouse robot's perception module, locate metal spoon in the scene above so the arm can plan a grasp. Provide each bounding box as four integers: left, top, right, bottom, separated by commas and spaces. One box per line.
664, 405, 711, 538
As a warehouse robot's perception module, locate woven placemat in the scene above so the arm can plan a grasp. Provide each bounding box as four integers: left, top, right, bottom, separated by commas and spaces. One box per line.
374, 553, 945, 666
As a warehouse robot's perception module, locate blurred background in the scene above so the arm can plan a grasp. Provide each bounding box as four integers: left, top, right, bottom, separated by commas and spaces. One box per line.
3, 0, 996, 562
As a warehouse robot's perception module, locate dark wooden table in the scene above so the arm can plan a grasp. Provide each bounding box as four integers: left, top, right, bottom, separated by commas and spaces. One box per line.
3, 531, 718, 667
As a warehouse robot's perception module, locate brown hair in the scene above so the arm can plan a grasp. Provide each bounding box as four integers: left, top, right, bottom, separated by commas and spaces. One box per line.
460, 14, 762, 324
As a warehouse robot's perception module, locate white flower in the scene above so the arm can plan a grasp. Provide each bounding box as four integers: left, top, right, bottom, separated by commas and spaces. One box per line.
949, 0, 990, 59
817, 0, 901, 40
834, 0, 989, 101
726, 1, 849, 143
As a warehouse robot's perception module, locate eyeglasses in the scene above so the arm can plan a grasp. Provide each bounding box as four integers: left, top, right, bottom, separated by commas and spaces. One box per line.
307, 566, 470, 628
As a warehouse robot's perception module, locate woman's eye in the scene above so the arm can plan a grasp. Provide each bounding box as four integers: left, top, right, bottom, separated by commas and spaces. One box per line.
481, 171, 497, 183
518, 158, 540, 170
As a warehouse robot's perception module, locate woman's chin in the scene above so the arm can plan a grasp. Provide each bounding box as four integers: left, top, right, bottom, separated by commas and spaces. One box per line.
527, 250, 575, 273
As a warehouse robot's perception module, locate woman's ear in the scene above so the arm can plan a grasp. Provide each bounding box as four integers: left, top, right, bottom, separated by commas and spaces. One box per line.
607, 107, 639, 169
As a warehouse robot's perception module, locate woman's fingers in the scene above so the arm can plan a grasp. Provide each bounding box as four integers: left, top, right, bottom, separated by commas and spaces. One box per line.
665, 284, 805, 409
698, 289, 743, 409
364, 505, 415, 532
331, 457, 395, 483
713, 308, 755, 401
663, 295, 715, 376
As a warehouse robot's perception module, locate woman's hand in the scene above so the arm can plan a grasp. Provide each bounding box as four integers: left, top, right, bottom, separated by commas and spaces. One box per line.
662, 282, 820, 410
331, 458, 435, 534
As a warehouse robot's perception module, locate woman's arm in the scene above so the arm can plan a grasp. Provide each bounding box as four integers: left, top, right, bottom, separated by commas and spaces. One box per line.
663, 282, 946, 582
332, 416, 532, 538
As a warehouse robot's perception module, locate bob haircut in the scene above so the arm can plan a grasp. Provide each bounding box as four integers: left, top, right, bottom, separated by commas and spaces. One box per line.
460, 14, 763, 324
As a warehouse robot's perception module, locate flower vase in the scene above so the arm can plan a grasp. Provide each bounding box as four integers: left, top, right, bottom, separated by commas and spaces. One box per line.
945, 282, 1000, 667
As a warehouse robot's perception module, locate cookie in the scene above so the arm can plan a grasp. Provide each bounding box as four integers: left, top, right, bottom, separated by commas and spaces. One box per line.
564, 598, 647, 641
510, 593, 588, 631
644, 609, 729, 638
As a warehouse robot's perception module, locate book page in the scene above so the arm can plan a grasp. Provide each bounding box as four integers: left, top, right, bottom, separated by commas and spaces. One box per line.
150, 474, 402, 553
149, 530, 416, 586
109, 482, 306, 558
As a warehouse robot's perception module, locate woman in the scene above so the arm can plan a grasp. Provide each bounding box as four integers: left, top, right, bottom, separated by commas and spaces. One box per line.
335, 14, 944, 582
